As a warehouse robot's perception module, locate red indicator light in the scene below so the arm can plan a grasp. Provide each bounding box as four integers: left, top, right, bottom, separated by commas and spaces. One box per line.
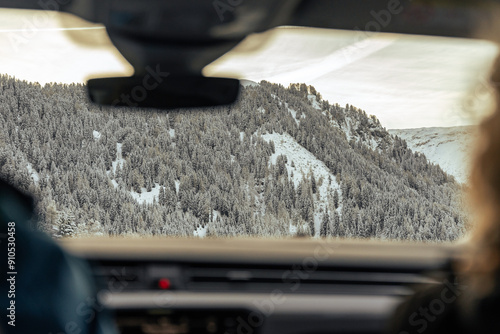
158, 278, 171, 290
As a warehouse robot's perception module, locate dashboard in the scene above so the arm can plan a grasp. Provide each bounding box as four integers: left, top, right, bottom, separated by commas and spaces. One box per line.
60, 238, 463, 334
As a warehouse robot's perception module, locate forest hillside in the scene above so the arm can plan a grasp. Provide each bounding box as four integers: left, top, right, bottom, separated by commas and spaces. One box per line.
0, 76, 468, 241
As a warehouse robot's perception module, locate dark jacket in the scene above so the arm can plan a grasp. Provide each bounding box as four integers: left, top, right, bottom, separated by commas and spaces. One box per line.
0, 179, 117, 334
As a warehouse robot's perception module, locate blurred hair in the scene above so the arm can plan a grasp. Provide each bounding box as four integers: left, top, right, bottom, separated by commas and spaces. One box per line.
467, 55, 500, 295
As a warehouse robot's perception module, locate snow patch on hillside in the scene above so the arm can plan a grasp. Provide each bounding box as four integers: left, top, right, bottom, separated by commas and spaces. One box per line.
112, 143, 125, 173
93, 130, 101, 140
105, 143, 172, 205
194, 225, 207, 238
110, 179, 118, 189
130, 183, 162, 205
107, 143, 125, 189
194, 210, 220, 237
287, 102, 305, 125
262, 132, 342, 236
389, 126, 477, 184
26, 163, 40, 184
308, 94, 321, 111
342, 117, 356, 142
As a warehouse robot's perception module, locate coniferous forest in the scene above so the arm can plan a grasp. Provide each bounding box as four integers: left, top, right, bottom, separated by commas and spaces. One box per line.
0, 75, 468, 241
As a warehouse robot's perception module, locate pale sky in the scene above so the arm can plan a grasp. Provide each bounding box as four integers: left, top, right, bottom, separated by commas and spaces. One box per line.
0, 9, 498, 129
205, 28, 499, 129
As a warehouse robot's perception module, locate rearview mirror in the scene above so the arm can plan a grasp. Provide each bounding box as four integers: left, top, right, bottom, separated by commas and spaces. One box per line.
87, 75, 240, 109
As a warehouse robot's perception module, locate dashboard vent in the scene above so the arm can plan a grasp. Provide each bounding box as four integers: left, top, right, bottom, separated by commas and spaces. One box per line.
184, 264, 436, 295
89, 261, 439, 295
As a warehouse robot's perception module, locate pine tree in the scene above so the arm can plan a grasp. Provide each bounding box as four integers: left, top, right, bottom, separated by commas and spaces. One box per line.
53, 210, 77, 238
333, 190, 340, 209
320, 210, 330, 237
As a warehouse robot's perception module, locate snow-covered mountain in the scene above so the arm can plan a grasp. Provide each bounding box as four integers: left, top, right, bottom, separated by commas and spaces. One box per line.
389, 126, 477, 184
0, 75, 467, 241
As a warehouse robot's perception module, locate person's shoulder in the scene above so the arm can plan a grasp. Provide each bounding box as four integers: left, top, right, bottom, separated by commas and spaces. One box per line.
387, 280, 467, 334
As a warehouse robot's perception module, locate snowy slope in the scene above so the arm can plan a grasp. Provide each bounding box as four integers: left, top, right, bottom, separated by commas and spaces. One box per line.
130, 184, 162, 205
107, 143, 162, 204
93, 130, 101, 140
26, 163, 40, 184
262, 132, 342, 236
389, 126, 477, 184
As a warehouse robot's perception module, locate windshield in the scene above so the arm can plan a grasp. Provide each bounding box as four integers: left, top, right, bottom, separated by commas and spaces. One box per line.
1, 10, 497, 242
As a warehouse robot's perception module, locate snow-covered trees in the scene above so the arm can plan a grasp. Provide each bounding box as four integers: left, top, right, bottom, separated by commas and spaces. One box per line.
53, 210, 77, 238
0, 74, 467, 241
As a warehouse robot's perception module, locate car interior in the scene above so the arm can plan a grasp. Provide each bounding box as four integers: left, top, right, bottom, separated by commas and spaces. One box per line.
1, 0, 499, 334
